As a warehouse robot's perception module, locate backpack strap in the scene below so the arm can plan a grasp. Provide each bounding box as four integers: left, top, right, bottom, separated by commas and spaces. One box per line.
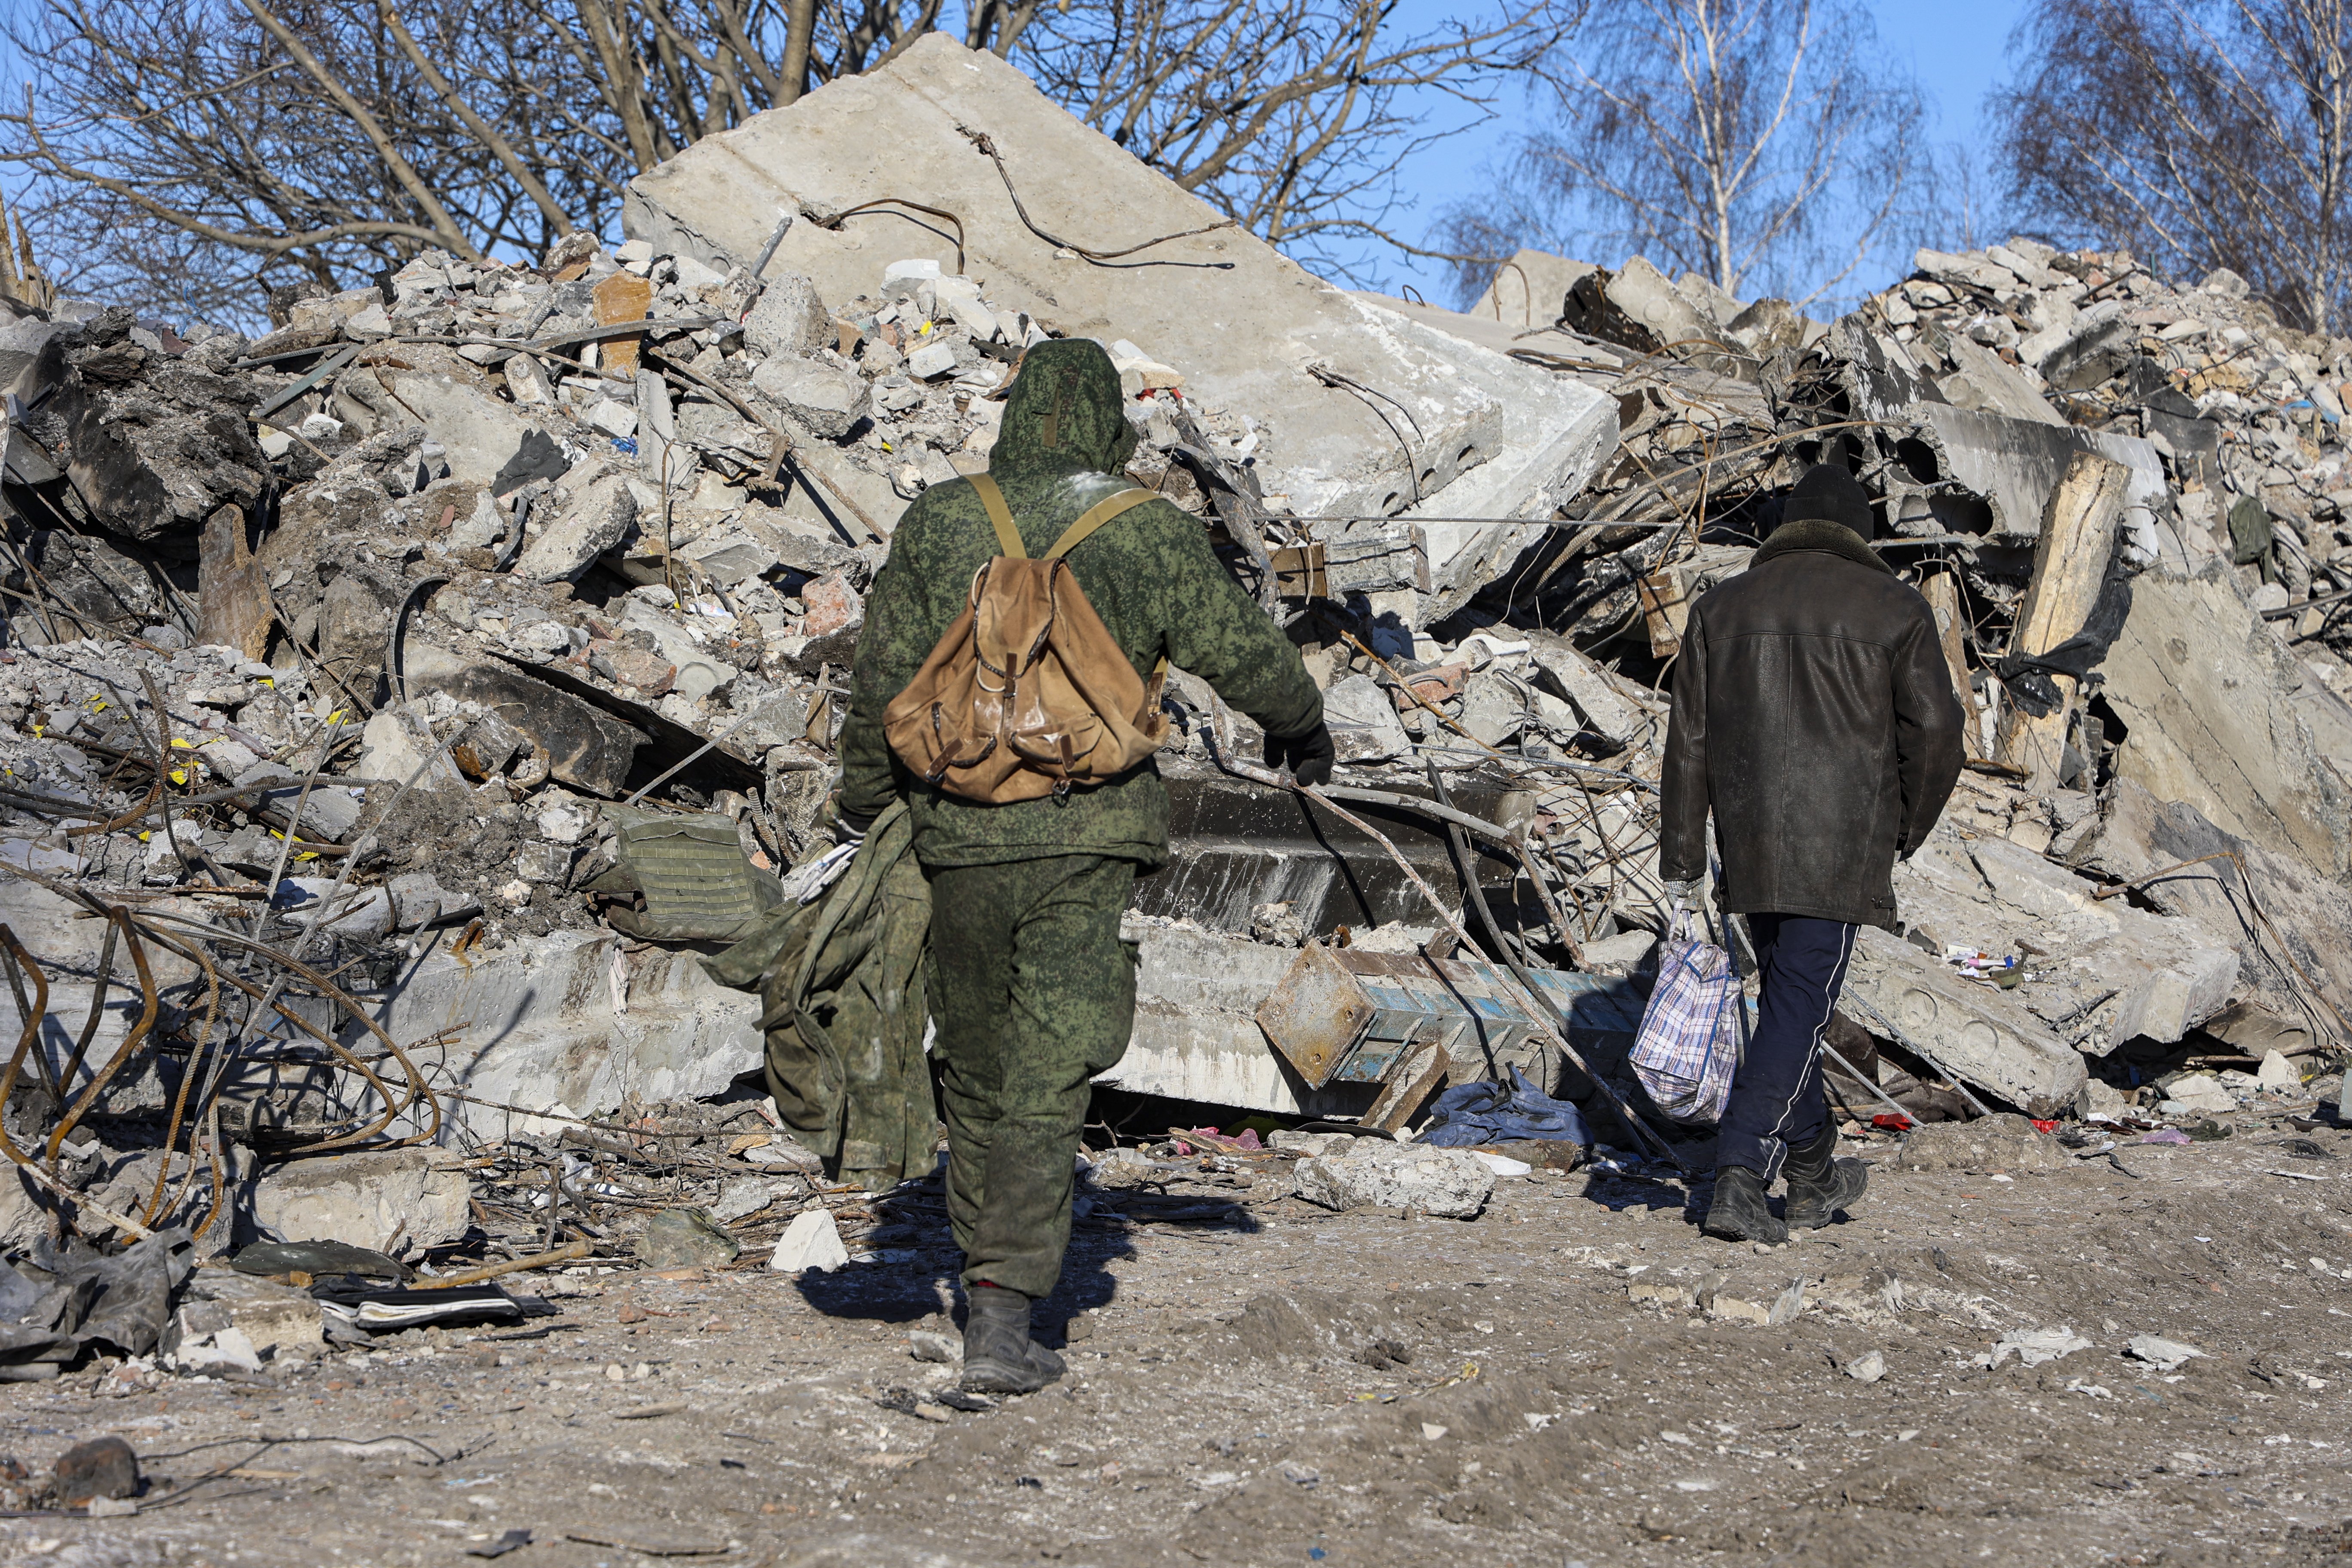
1045, 488, 1158, 560
970, 473, 1025, 559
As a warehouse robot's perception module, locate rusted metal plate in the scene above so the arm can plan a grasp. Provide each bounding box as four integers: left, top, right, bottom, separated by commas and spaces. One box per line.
1255, 942, 1377, 1089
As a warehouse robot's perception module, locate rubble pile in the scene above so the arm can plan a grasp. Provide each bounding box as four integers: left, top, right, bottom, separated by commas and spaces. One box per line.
0, 31, 2342, 1367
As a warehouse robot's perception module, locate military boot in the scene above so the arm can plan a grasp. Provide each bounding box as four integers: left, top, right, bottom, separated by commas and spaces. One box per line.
960, 1284, 1066, 1394
1783, 1121, 1867, 1229
1701, 1165, 1787, 1244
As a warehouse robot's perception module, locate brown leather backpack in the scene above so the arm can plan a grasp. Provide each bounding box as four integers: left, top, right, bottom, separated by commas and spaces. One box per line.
882, 474, 1172, 803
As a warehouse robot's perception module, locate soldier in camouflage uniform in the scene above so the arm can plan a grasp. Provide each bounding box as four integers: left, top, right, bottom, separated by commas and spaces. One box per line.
836, 338, 1329, 1393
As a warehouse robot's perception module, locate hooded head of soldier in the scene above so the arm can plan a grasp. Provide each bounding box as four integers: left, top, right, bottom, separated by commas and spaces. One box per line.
1778, 462, 1878, 542
988, 337, 1139, 481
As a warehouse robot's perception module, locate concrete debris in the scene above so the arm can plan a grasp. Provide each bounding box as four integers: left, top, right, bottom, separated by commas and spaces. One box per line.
1290, 1141, 1495, 1219
1979, 1326, 2092, 1369
1894, 1114, 2067, 1175
0, 34, 2346, 1368
249, 1148, 473, 1259
771, 1209, 849, 1274
2125, 1334, 2207, 1371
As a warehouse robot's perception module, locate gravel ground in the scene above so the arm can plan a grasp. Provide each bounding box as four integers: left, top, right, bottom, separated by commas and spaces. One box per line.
5, 1110, 2352, 1568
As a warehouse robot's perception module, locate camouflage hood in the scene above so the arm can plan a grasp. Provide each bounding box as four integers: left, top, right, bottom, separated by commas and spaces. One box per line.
987, 338, 1139, 479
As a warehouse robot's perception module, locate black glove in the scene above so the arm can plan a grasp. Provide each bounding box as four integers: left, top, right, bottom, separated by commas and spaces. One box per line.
1264, 722, 1335, 788
831, 805, 876, 847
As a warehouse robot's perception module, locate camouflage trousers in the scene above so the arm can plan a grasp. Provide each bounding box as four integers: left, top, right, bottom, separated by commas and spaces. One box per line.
925, 855, 1138, 1298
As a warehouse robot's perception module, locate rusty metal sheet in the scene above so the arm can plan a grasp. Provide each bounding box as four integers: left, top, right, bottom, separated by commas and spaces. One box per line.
1255, 941, 1377, 1090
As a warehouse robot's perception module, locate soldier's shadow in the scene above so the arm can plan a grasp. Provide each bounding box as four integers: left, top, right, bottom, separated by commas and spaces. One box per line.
789, 1183, 1259, 1343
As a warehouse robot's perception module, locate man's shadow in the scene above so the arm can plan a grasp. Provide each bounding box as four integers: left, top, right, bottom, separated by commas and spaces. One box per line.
786, 1174, 1258, 1343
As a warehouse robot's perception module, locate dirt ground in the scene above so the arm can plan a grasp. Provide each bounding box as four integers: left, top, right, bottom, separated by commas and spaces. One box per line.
6, 1107, 2352, 1568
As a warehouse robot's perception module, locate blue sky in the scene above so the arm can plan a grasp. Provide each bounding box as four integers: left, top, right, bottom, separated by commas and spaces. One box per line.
1364, 0, 2036, 301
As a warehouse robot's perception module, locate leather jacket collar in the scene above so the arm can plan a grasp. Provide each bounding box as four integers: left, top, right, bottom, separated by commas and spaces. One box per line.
1751, 518, 1893, 577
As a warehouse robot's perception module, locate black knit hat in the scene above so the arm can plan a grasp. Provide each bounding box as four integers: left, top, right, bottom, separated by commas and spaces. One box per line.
1782, 464, 1876, 540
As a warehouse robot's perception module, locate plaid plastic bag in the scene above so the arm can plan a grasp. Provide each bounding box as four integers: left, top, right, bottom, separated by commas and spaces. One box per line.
1629, 911, 1743, 1124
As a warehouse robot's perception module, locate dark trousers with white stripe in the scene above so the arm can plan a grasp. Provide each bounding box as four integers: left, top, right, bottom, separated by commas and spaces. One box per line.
1715, 913, 1858, 1182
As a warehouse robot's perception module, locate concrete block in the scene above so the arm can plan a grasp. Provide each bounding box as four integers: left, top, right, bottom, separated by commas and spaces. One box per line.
1840, 927, 2085, 1116
1320, 673, 1411, 763
518, 472, 640, 582
1905, 401, 2168, 544
751, 355, 870, 439
744, 269, 833, 359
1467, 248, 1598, 327
1292, 1140, 1494, 1218
250, 1148, 471, 1256
621, 34, 1614, 556
388, 372, 565, 497
2068, 778, 2352, 1030
356, 701, 471, 815
771, 1209, 848, 1273
904, 340, 958, 379
346, 928, 765, 1140
179, 1271, 326, 1359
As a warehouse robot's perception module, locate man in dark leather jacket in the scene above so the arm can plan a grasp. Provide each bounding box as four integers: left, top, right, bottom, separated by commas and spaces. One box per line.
1659, 464, 1964, 1243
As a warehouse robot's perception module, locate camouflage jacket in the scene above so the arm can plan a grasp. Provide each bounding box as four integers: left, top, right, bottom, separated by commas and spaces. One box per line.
838, 339, 1321, 869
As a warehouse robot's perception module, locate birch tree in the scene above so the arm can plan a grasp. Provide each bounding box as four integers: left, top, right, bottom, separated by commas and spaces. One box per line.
1997, 0, 2352, 334
1440, 0, 1928, 310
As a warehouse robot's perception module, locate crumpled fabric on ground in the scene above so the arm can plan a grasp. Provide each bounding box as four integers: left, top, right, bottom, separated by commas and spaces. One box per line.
1417, 1066, 1592, 1149
0, 1227, 195, 1366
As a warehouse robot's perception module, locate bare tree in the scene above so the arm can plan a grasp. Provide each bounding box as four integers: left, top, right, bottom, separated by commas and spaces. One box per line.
1438, 0, 1929, 310
1996, 0, 2352, 335
1017, 0, 1559, 276
3, 0, 1561, 322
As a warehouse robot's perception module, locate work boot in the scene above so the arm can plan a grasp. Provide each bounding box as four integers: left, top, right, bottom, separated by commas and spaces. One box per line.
1701, 1165, 1787, 1244
1782, 1122, 1867, 1230
960, 1284, 1066, 1394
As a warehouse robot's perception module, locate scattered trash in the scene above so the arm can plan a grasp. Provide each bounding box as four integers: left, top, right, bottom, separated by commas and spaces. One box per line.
1843, 1350, 1887, 1384
1417, 1066, 1592, 1152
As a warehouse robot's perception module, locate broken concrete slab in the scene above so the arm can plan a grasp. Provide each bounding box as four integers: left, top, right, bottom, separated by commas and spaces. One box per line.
401, 640, 646, 797
516, 471, 640, 582
750, 354, 870, 441
249, 1148, 472, 1257
1292, 1139, 1494, 1218
622, 34, 1615, 558
1904, 401, 2169, 545
1110, 924, 1366, 1117
1320, 673, 1412, 763
2099, 566, 2352, 881
352, 928, 765, 1140
1467, 249, 1599, 328
2067, 777, 2352, 1034
387, 371, 567, 498
1839, 925, 2086, 1117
